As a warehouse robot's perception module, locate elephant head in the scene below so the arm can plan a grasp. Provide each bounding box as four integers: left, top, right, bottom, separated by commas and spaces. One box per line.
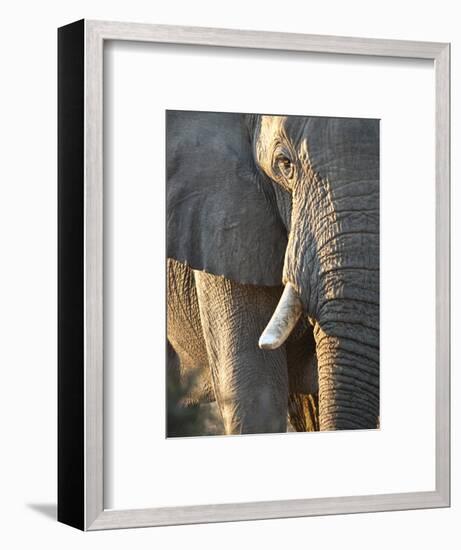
167, 110, 379, 432
254, 115, 380, 430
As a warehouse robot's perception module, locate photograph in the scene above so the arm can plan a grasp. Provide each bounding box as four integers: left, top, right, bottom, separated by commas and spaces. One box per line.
0, 0, 454, 541
166, 110, 380, 437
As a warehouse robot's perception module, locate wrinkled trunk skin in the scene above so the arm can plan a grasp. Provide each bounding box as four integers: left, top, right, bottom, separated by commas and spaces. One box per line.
283, 149, 379, 431
314, 322, 379, 430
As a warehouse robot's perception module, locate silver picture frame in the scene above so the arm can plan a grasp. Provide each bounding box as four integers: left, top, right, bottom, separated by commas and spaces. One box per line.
58, 19, 450, 530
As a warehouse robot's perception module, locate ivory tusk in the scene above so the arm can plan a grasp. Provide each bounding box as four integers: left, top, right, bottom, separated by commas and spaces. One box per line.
258, 283, 303, 350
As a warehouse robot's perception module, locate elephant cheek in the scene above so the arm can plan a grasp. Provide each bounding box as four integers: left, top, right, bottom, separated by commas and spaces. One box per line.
280, 189, 320, 319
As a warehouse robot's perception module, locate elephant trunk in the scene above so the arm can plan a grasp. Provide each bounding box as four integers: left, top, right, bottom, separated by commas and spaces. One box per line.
313, 301, 379, 430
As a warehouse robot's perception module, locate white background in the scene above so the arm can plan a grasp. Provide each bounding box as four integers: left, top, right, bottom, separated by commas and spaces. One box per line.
106, 43, 435, 509
0, 0, 458, 548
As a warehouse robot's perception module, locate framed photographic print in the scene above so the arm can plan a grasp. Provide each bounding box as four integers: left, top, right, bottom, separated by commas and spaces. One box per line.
58, 20, 450, 530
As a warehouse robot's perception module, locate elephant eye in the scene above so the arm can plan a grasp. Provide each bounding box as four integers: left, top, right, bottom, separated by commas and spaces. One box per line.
276, 154, 294, 179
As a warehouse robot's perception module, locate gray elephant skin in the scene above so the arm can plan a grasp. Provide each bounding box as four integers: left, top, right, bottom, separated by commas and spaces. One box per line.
166, 110, 379, 435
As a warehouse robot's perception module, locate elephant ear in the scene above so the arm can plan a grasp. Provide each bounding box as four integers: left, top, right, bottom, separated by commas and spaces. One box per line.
166, 111, 287, 286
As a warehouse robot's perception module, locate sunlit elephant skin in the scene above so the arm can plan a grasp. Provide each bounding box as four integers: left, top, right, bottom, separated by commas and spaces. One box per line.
167, 110, 379, 433
167, 258, 318, 435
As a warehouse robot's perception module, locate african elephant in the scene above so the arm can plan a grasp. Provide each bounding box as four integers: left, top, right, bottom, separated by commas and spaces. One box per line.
166, 110, 379, 433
